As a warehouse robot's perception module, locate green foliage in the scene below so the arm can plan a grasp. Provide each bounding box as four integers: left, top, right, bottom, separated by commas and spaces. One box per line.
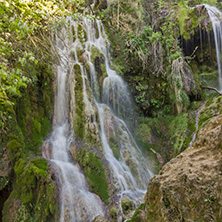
127, 25, 152, 56
136, 113, 189, 159
0, 0, 85, 134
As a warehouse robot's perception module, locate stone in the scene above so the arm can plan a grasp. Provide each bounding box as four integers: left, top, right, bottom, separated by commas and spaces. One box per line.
143, 114, 222, 221
92, 215, 108, 222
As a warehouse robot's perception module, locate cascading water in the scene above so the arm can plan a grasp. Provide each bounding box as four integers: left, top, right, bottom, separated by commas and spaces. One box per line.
44, 12, 153, 221
68, 16, 153, 214
189, 102, 206, 148
43, 22, 104, 222
204, 4, 222, 90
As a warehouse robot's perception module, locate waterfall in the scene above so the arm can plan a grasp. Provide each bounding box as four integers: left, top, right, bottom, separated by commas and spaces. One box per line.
204, 4, 222, 90
43, 14, 153, 221
77, 17, 153, 196
43, 21, 104, 222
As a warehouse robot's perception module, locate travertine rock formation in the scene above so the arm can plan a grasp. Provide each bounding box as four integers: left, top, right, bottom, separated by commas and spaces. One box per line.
143, 114, 222, 221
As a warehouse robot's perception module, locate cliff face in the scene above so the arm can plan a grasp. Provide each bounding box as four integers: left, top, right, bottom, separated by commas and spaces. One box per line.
134, 111, 222, 221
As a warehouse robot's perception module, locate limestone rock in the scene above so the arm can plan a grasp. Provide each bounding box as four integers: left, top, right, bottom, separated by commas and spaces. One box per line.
92, 215, 108, 222
144, 114, 222, 221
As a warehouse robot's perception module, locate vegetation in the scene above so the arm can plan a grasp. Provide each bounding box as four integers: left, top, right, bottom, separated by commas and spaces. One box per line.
1, 0, 222, 221
3, 158, 58, 222
0, 1, 80, 221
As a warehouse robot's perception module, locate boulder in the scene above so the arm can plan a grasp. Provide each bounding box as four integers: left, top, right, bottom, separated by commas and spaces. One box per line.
143, 114, 222, 221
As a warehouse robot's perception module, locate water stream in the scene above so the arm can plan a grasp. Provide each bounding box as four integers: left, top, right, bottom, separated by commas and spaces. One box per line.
44, 14, 153, 222
189, 102, 206, 148
43, 23, 104, 222
204, 4, 222, 90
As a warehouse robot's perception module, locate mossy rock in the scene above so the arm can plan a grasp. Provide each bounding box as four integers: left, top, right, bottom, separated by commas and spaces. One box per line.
198, 94, 222, 131
14, 85, 52, 155
78, 23, 87, 43
76, 148, 110, 204
3, 158, 58, 222
90, 45, 108, 91
127, 203, 146, 222
110, 207, 117, 221
108, 131, 121, 160
121, 196, 133, 215
7, 139, 23, 154
73, 63, 85, 139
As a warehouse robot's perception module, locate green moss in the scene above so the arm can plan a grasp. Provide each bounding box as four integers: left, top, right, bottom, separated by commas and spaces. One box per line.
122, 197, 133, 215
136, 113, 189, 160
127, 203, 146, 222
90, 45, 108, 91
30, 158, 48, 171
77, 47, 85, 62
183, 117, 196, 149
108, 131, 121, 159
6, 158, 58, 222
14, 89, 52, 155
7, 139, 22, 153
76, 149, 110, 204
91, 45, 104, 62
73, 64, 85, 139
16, 97, 28, 136
198, 95, 222, 130
110, 207, 117, 221
109, 139, 120, 160
178, 2, 190, 40
135, 123, 152, 149
78, 23, 86, 43
30, 117, 51, 153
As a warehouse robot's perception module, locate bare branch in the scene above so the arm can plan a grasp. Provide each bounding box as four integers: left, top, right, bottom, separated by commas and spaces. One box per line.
201, 86, 222, 95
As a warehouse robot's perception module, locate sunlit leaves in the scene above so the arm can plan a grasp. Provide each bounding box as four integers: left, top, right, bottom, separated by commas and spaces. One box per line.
0, 0, 88, 133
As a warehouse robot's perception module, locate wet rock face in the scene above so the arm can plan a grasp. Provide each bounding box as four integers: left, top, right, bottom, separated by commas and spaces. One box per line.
144, 114, 222, 222
92, 215, 108, 222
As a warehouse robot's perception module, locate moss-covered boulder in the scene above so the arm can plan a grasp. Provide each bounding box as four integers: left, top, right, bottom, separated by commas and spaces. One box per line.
0, 59, 54, 221
69, 63, 103, 147
2, 158, 58, 222
74, 148, 110, 205
90, 45, 108, 98
121, 196, 133, 215
198, 94, 222, 130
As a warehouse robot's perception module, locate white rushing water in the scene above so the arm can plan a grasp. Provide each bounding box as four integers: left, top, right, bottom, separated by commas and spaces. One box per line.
68, 16, 153, 207
44, 22, 104, 222
204, 4, 222, 90
44, 13, 153, 221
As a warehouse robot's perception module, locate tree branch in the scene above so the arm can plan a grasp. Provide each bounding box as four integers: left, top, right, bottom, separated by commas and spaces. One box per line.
201, 86, 222, 95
